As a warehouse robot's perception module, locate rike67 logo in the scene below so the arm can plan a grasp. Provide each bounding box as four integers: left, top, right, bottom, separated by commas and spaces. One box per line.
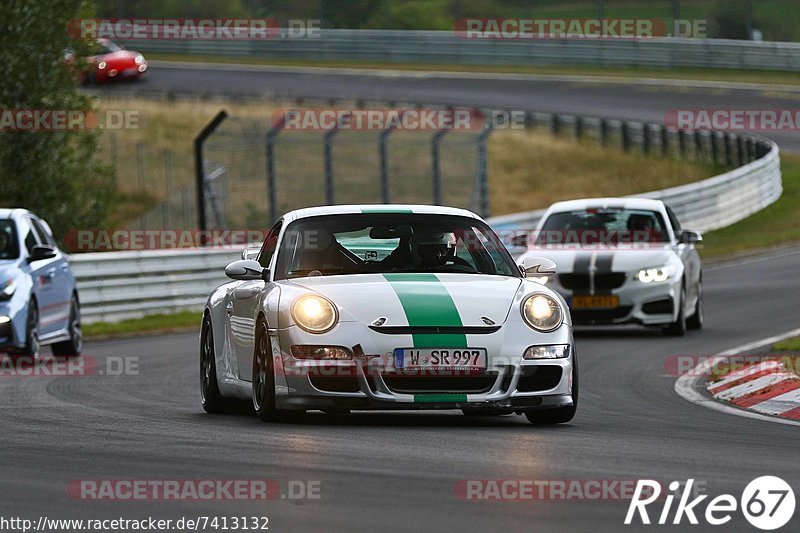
625, 477, 795, 530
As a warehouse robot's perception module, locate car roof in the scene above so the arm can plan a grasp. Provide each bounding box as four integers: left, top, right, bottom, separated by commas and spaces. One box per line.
544, 197, 666, 213
282, 204, 482, 223
0, 208, 33, 220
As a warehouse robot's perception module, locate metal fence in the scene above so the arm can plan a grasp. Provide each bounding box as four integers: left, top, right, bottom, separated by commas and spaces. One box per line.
121, 30, 800, 72
197, 108, 489, 227
74, 119, 780, 323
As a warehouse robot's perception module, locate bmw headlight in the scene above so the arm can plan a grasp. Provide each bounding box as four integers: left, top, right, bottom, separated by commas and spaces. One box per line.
636, 266, 675, 283
521, 293, 563, 332
0, 279, 16, 301
291, 295, 338, 334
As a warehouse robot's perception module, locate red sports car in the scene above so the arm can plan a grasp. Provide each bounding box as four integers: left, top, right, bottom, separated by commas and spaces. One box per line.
84, 39, 148, 83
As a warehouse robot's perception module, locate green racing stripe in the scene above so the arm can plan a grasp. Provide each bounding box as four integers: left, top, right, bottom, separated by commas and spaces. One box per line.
382, 273, 467, 348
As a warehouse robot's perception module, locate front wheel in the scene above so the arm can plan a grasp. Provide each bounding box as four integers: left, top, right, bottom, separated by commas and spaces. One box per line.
252, 322, 303, 422
200, 315, 238, 414
663, 287, 687, 336
52, 297, 82, 357
19, 302, 40, 358
687, 281, 703, 330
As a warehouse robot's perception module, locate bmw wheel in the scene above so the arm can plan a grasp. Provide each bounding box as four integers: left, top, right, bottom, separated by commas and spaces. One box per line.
664, 287, 687, 336
687, 281, 703, 330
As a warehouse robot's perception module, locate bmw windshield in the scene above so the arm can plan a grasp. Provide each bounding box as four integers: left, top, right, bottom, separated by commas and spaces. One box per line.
274, 213, 520, 279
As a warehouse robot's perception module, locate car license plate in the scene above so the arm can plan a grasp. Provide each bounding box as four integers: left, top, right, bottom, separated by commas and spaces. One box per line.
572, 295, 620, 308
394, 348, 487, 370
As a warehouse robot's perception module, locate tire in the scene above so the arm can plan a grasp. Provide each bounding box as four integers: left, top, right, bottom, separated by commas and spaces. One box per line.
52, 297, 82, 357
687, 281, 703, 331
525, 349, 579, 425
663, 287, 687, 336
200, 315, 238, 414
252, 321, 303, 422
19, 301, 40, 358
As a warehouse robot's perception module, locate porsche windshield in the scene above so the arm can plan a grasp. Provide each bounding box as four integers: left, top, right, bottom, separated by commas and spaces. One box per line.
275, 213, 519, 279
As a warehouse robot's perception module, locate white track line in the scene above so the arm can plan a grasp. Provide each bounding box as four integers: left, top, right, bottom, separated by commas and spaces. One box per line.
674, 327, 800, 427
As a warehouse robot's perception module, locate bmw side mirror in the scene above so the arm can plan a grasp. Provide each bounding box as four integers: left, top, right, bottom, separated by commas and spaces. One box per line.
225, 259, 267, 281
680, 230, 702, 245
518, 256, 557, 280
28, 244, 57, 262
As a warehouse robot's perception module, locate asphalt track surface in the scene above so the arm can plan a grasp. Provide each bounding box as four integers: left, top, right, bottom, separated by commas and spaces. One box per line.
4, 65, 798, 532
2, 251, 798, 533
96, 61, 800, 151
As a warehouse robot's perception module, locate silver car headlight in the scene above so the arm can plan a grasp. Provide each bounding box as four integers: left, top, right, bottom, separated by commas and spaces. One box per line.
0, 279, 16, 301
635, 265, 676, 283
291, 295, 338, 334
521, 293, 563, 332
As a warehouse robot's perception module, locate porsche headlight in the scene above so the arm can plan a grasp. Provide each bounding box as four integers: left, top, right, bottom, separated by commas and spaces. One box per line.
134, 54, 144, 65
0, 279, 16, 301
97, 61, 107, 70
636, 266, 674, 283
522, 293, 563, 332
291, 295, 338, 333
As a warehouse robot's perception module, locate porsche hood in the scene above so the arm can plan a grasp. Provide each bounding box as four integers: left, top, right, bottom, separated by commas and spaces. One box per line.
286, 273, 523, 327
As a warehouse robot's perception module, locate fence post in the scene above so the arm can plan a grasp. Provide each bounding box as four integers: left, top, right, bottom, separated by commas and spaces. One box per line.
737, 136, 747, 166
621, 122, 631, 152
265, 115, 286, 225
575, 116, 584, 140
600, 118, 609, 147
694, 130, 703, 160
725, 133, 734, 167
678, 130, 688, 158
136, 141, 144, 189
431, 129, 449, 205
378, 110, 407, 204
551, 114, 561, 136
642, 123, 651, 155
661, 125, 669, 157
711, 132, 720, 165
323, 112, 352, 206
476, 120, 494, 218
194, 110, 228, 242
164, 149, 173, 228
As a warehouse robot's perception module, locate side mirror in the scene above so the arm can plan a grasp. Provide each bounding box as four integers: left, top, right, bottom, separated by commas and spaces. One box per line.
225, 259, 267, 281
28, 244, 57, 262
679, 230, 702, 245
518, 256, 557, 281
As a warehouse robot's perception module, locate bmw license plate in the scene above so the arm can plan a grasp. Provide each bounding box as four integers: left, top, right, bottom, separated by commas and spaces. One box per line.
571, 295, 620, 308
394, 348, 487, 370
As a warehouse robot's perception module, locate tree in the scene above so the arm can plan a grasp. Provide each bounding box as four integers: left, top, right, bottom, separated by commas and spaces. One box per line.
0, 0, 114, 242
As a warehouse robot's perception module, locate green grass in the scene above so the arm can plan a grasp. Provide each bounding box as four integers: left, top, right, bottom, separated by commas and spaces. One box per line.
700, 154, 800, 259
148, 53, 800, 87
83, 310, 201, 339
774, 336, 800, 352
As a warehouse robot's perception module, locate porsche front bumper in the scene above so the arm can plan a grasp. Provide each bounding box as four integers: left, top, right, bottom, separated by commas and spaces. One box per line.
271, 319, 575, 411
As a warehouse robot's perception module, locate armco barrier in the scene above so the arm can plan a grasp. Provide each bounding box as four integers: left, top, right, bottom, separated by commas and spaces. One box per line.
120, 30, 800, 72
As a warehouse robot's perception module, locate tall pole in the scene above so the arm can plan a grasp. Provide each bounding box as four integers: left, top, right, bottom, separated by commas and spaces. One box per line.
596, 0, 605, 19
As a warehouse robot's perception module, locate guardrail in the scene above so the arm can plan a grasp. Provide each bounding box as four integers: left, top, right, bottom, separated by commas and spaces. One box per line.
122, 29, 800, 72
72, 110, 781, 323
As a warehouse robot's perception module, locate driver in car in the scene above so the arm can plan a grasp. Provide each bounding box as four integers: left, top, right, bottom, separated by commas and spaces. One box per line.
381, 231, 455, 269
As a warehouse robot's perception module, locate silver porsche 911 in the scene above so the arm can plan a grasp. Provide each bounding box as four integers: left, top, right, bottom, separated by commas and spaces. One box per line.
200, 205, 578, 424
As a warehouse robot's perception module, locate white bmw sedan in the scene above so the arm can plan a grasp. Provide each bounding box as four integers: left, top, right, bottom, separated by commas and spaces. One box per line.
200, 205, 577, 424
517, 198, 703, 335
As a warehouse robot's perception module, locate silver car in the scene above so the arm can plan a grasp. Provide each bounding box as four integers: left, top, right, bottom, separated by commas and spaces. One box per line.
517, 198, 702, 335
